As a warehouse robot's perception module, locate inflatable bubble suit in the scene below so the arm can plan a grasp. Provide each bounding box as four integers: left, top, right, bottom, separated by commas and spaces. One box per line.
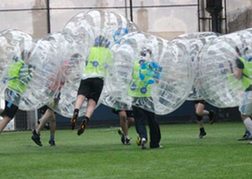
0, 29, 34, 92
104, 32, 193, 115
63, 10, 138, 116
47, 32, 86, 118
172, 32, 219, 100
63, 9, 138, 63
197, 28, 252, 108
0, 29, 59, 110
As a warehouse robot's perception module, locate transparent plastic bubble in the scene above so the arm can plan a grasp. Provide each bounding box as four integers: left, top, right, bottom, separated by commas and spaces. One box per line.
104, 32, 193, 115
41, 32, 87, 118
172, 32, 219, 100
101, 92, 132, 111
63, 10, 137, 77
2, 31, 69, 110
64, 10, 138, 116
0, 31, 10, 91
0, 29, 50, 110
0, 29, 34, 95
197, 29, 252, 108
64, 10, 138, 53
101, 87, 133, 111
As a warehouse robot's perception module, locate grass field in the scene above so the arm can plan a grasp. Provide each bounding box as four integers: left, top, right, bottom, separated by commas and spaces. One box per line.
0, 122, 252, 179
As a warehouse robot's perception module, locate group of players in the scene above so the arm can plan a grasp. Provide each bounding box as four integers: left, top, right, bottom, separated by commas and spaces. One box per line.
1, 36, 252, 149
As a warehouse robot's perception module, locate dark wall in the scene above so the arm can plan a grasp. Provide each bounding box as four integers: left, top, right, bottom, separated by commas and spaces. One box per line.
15, 110, 27, 130
53, 100, 239, 129
14, 99, 241, 130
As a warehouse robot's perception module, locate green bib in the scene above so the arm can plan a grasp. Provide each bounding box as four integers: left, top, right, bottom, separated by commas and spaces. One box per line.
239, 57, 252, 90
8, 60, 27, 93
84, 47, 113, 76
128, 60, 152, 97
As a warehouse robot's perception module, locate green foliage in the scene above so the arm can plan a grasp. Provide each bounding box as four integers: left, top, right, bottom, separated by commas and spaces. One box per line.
0, 122, 251, 179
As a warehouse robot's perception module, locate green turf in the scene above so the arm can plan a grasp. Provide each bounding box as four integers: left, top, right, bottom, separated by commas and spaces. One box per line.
0, 122, 252, 179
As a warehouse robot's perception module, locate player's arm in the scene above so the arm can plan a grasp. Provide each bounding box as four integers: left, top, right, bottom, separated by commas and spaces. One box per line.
19, 64, 34, 85
233, 58, 243, 80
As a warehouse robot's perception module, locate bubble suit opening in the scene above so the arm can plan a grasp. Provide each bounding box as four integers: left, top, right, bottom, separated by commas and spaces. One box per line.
172, 32, 219, 101
197, 29, 252, 108
104, 32, 193, 115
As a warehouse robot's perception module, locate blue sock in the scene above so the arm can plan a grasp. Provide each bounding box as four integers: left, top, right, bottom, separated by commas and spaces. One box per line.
246, 130, 251, 135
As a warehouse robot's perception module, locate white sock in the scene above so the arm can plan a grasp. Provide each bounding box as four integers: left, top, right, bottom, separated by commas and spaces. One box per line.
125, 135, 129, 139
243, 118, 252, 134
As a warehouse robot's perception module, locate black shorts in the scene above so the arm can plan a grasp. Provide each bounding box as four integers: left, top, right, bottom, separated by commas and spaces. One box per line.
194, 100, 206, 105
77, 77, 104, 103
112, 109, 134, 118
39, 105, 49, 115
2, 100, 19, 119
39, 94, 60, 115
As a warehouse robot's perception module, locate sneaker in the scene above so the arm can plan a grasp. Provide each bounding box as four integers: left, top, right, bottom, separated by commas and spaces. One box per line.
31, 130, 42, 146
118, 128, 123, 136
150, 145, 163, 149
49, 139, 56, 146
238, 133, 252, 141
199, 131, 207, 139
141, 138, 147, 149
118, 128, 125, 144
77, 118, 89, 135
248, 141, 252, 145
209, 110, 215, 124
124, 138, 131, 145
70, 112, 78, 130
136, 136, 141, 146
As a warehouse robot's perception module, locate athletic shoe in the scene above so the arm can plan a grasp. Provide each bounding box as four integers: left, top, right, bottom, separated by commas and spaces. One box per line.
118, 128, 123, 136
209, 110, 215, 124
31, 130, 42, 146
70, 113, 78, 130
248, 141, 252, 145
150, 145, 163, 149
238, 133, 252, 141
118, 128, 125, 144
141, 138, 147, 149
77, 118, 88, 135
124, 138, 131, 145
199, 131, 207, 139
136, 136, 141, 146
49, 139, 56, 146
